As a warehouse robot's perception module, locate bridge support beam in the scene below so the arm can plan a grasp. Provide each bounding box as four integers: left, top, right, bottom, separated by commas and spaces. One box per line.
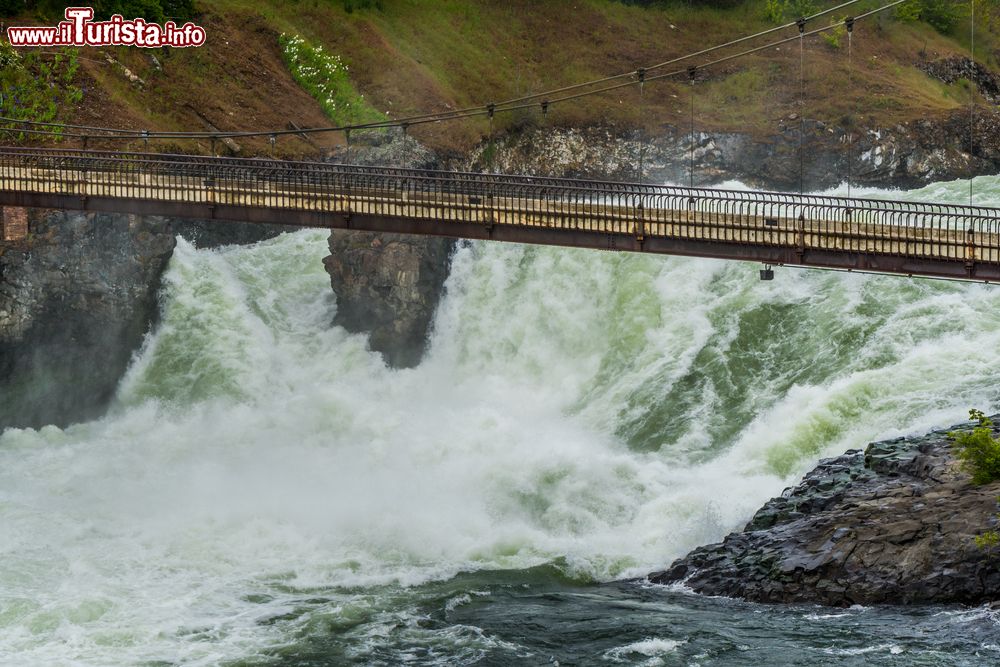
3, 190, 1000, 284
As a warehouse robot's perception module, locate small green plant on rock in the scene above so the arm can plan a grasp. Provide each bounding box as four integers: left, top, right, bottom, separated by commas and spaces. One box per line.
950, 409, 1000, 485
975, 528, 1000, 552
974, 497, 1000, 556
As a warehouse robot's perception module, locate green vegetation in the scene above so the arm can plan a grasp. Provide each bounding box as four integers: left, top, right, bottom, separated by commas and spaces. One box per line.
950, 409, 1000, 485
7, 0, 1000, 156
341, 0, 383, 12
822, 20, 847, 48
278, 33, 384, 126
13, 0, 198, 21
948, 411, 1000, 554
974, 496, 1000, 556
975, 522, 1000, 553
0, 41, 81, 141
896, 0, 968, 34
762, 0, 816, 24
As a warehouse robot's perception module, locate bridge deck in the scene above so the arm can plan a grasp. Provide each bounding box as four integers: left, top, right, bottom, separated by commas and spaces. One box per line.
2, 148, 999, 281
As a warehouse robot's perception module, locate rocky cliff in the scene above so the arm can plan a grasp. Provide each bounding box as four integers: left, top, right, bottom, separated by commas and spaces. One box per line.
473, 105, 1000, 191
0, 211, 286, 430
324, 133, 455, 368
324, 230, 453, 368
0, 211, 175, 429
650, 423, 1000, 606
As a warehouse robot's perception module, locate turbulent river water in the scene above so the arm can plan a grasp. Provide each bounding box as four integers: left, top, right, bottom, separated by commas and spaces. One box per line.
3, 176, 1000, 666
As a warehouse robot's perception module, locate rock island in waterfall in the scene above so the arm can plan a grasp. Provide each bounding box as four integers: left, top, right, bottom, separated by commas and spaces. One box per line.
2, 0, 1000, 664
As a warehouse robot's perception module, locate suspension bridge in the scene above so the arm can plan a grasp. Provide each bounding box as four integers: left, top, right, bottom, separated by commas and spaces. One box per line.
0, 0, 994, 280
2, 146, 999, 281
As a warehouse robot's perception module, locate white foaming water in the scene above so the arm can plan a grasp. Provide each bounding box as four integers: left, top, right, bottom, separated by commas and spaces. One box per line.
2, 176, 1000, 664
604, 637, 685, 663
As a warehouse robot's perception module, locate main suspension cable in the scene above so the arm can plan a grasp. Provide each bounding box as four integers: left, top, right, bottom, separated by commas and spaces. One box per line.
798, 16, 806, 195
846, 16, 854, 198
689, 66, 697, 189
969, 0, 976, 205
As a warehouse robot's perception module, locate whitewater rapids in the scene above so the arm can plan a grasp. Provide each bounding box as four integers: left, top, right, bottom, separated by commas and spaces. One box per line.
1, 176, 999, 665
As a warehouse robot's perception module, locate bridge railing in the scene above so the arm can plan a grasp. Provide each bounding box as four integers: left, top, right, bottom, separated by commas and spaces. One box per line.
1, 146, 998, 265
1, 145, 996, 215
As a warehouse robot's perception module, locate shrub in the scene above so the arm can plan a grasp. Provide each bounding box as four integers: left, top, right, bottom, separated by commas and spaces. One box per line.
762, 0, 816, 25
613, 0, 746, 6
0, 46, 81, 142
895, 0, 923, 22
0, 0, 25, 16
785, 0, 815, 19
894, 0, 966, 34
950, 409, 1000, 485
763, 0, 785, 23
823, 22, 847, 49
976, 527, 1000, 552
278, 33, 384, 126
974, 496, 1000, 555
919, 0, 965, 33
342, 0, 382, 12
23, 0, 197, 21
0, 41, 21, 71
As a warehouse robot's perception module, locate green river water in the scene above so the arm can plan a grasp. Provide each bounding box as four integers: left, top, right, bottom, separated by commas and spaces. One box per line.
2, 177, 1000, 665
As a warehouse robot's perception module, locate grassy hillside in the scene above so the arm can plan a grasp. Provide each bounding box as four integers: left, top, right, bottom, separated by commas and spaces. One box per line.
2, 0, 997, 156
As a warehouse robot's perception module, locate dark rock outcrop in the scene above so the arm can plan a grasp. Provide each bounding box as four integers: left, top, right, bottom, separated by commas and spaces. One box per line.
0, 211, 289, 430
477, 106, 1000, 191
919, 56, 1000, 104
324, 231, 453, 369
169, 218, 287, 249
323, 134, 452, 369
650, 424, 1000, 606
0, 211, 175, 430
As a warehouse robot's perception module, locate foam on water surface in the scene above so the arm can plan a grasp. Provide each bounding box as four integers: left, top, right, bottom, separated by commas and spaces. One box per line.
2, 176, 999, 664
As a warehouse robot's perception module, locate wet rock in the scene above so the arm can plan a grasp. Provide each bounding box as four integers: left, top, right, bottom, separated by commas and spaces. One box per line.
475, 106, 1000, 191
650, 423, 1000, 606
0, 211, 289, 430
333, 129, 436, 171
324, 231, 453, 369
169, 218, 287, 248
0, 210, 175, 429
323, 134, 449, 369
918, 56, 1000, 104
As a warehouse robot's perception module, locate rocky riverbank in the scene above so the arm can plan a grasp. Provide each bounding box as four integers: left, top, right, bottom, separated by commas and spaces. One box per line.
650, 422, 1000, 606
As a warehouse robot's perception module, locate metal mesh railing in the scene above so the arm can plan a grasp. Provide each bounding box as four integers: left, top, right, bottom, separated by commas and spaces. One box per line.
2, 146, 998, 265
